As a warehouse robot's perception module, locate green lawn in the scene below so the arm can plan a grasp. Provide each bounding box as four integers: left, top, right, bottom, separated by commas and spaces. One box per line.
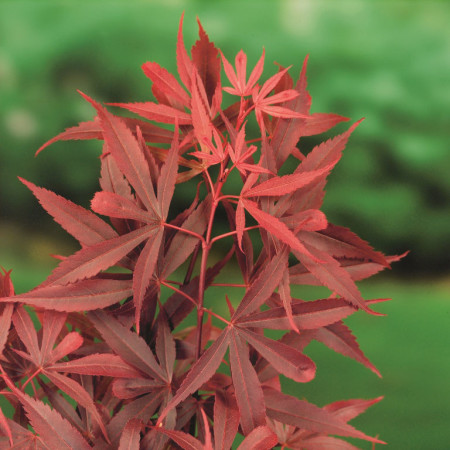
283, 277, 450, 449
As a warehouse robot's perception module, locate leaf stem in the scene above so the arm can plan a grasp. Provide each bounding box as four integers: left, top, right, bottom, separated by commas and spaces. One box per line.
160, 280, 198, 307
163, 222, 205, 244
210, 225, 260, 245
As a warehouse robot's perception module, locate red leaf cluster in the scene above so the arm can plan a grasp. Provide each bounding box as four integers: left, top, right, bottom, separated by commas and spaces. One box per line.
0, 15, 403, 448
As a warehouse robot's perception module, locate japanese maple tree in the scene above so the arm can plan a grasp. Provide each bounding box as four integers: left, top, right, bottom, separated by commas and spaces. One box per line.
0, 15, 403, 449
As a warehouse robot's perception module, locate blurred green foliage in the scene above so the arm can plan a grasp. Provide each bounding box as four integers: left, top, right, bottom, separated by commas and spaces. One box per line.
1, 0, 449, 274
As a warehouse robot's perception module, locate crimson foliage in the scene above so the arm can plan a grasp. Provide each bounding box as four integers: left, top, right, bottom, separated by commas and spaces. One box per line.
0, 16, 402, 449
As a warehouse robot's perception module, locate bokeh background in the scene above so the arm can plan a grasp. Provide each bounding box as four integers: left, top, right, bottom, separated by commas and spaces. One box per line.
1, 0, 449, 448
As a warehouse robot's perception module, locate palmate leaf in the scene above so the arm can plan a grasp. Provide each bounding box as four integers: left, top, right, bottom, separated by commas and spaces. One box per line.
35, 116, 174, 155
232, 248, 288, 321
237, 425, 279, 450
300, 223, 389, 267
263, 388, 384, 444
324, 396, 384, 423
161, 197, 209, 277
243, 161, 336, 198
242, 199, 318, 261
6, 309, 109, 439
270, 55, 350, 169
177, 13, 195, 90
213, 391, 240, 450
43, 371, 108, 441
157, 123, 179, 220
298, 435, 361, 449
20, 178, 118, 248
80, 92, 161, 217
133, 226, 164, 331
108, 101, 192, 126
236, 327, 316, 383
229, 328, 266, 435
294, 243, 383, 315
297, 119, 364, 174
155, 311, 176, 381
118, 418, 142, 450
48, 354, 143, 378
236, 297, 389, 331
314, 321, 382, 377
191, 18, 221, 105
104, 392, 165, 447
0, 368, 91, 449
91, 191, 155, 223
88, 310, 166, 382
153, 427, 204, 450
142, 61, 190, 108
0, 277, 132, 312
44, 224, 156, 287
157, 327, 231, 424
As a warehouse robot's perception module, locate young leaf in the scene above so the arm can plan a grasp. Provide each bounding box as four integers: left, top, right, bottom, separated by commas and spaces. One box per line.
142, 61, 190, 108
191, 18, 221, 104
221, 49, 265, 97
177, 13, 194, 89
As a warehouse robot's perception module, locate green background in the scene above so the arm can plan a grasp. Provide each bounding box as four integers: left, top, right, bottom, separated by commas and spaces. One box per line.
1, 1, 449, 448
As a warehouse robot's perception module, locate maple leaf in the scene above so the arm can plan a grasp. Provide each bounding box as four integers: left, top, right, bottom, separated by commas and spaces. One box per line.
2, 307, 109, 442
221, 49, 265, 96
251, 67, 310, 132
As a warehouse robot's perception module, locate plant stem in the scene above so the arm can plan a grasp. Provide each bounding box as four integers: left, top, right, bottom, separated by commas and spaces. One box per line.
194, 175, 225, 360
